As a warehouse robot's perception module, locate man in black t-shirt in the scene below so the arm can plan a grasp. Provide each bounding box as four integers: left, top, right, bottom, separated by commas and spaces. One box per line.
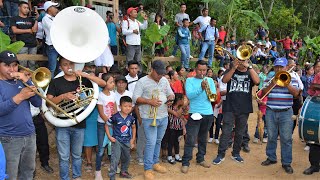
10, 1, 38, 70
212, 59, 259, 165
46, 57, 106, 180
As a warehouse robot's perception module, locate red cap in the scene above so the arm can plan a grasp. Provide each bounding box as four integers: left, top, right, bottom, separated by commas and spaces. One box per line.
127, 7, 138, 15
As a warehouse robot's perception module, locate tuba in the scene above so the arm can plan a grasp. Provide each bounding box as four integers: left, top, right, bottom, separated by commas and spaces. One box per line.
42, 6, 109, 127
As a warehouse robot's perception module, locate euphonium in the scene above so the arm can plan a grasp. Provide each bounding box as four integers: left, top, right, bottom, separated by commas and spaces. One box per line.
149, 89, 159, 126
203, 75, 217, 102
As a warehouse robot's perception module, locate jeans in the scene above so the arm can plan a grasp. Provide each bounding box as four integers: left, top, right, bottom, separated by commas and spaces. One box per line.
109, 140, 130, 179
46, 45, 59, 78
215, 55, 225, 67
179, 43, 190, 69
136, 122, 146, 161
217, 112, 249, 157
96, 122, 107, 171
171, 45, 179, 56
182, 115, 213, 166
0, 134, 36, 180
33, 114, 50, 167
242, 124, 250, 147
254, 115, 268, 139
126, 45, 142, 71
18, 47, 37, 70
167, 129, 183, 156
56, 127, 85, 180
309, 144, 320, 168
199, 41, 215, 67
209, 114, 222, 139
4, 1, 18, 17
142, 117, 168, 170
265, 108, 293, 165
110, 45, 118, 55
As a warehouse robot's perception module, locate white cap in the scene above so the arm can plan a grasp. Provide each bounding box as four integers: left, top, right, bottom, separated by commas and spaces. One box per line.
44, 1, 59, 11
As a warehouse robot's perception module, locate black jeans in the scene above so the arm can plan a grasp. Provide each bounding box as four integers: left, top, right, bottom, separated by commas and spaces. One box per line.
209, 114, 222, 139
218, 112, 249, 157
167, 129, 183, 156
33, 114, 50, 166
242, 124, 250, 147
309, 144, 320, 168
182, 114, 213, 166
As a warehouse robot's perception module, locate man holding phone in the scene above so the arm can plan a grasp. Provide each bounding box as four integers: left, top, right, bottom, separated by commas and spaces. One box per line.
106, 11, 121, 55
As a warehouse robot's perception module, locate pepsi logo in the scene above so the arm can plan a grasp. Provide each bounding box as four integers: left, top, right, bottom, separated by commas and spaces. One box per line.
120, 125, 129, 134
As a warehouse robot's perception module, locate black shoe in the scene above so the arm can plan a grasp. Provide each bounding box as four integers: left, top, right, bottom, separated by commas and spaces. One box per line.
120, 171, 133, 179
261, 159, 277, 166
242, 145, 250, 153
41, 165, 54, 174
282, 165, 294, 174
303, 166, 319, 175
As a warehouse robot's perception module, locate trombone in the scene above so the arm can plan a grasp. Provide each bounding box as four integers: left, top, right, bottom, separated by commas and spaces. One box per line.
215, 44, 253, 61
149, 89, 159, 127
17, 65, 76, 120
256, 66, 295, 101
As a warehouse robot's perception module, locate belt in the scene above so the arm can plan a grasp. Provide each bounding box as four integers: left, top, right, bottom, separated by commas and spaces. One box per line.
268, 107, 290, 112
204, 40, 214, 42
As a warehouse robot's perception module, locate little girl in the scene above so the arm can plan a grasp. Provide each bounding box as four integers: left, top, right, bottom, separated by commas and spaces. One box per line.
253, 90, 268, 143
167, 93, 186, 164
95, 73, 117, 179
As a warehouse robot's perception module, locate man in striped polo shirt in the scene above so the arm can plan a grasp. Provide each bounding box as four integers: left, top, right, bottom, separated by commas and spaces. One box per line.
260, 57, 300, 174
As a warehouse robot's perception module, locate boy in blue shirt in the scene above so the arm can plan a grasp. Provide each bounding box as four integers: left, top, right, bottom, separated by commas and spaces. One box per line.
106, 96, 136, 179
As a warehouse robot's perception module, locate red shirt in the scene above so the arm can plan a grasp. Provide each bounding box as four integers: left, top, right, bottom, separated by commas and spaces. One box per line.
219, 30, 227, 43
308, 73, 320, 96
279, 38, 293, 50
170, 80, 184, 94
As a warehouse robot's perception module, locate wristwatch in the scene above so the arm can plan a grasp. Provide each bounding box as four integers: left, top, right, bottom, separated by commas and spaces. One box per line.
248, 65, 253, 69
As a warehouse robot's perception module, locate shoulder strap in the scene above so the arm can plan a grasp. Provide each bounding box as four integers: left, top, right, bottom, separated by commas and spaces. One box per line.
128, 79, 139, 85
126, 19, 130, 30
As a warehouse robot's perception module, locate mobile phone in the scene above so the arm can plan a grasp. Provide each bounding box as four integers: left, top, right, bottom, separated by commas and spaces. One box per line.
166, 99, 174, 104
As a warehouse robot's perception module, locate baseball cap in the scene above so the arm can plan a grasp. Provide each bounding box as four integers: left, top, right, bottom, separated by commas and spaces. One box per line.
44, 1, 59, 11
0, 50, 19, 65
115, 75, 128, 83
127, 7, 138, 15
274, 57, 288, 67
84, 61, 95, 67
152, 60, 166, 75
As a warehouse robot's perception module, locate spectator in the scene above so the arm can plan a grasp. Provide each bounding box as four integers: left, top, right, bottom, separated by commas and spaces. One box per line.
154, 13, 166, 57
255, 25, 269, 40
278, 35, 293, 59
218, 26, 227, 43
177, 18, 191, 70
106, 11, 121, 55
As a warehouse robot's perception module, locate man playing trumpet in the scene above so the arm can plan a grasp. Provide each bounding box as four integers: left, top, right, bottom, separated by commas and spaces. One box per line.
133, 60, 174, 180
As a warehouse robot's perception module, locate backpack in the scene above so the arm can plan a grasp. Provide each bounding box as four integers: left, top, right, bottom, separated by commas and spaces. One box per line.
202, 25, 217, 41
121, 19, 141, 47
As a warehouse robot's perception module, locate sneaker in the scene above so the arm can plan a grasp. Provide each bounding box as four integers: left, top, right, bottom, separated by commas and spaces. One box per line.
175, 155, 182, 163
169, 55, 175, 58
94, 171, 103, 180
242, 145, 250, 153
231, 154, 244, 163
214, 139, 219, 144
262, 138, 268, 143
137, 159, 144, 166
167, 157, 176, 165
120, 171, 133, 179
189, 55, 194, 58
153, 163, 167, 173
144, 170, 154, 180
253, 138, 259, 143
304, 145, 310, 151
197, 161, 211, 168
181, 166, 189, 174
212, 155, 225, 165
208, 138, 213, 143
41, 165, 54, 174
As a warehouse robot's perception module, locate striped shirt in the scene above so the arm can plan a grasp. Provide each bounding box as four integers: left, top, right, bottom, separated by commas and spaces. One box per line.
263, 76, 299, 110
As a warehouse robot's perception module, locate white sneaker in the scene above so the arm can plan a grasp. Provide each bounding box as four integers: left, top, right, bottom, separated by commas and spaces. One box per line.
253, 138, 259, 143
189, 55, 194, 58
138, 159, 144, 166
169, 55, 175, 58
214, 139, 220, 144
304, 145, 310, 151
208, 138, 213, 143
262, 138, 268, 143
95, 171, 103, 180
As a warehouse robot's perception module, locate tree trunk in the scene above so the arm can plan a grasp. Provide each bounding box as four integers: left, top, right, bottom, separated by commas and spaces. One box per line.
159, 0, 165, 16
258, 0, 267, 21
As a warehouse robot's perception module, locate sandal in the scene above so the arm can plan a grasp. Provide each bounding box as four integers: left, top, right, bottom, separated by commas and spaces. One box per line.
175, 157, 182, 162
85, 163, 92, 172
168, 158, 176, 165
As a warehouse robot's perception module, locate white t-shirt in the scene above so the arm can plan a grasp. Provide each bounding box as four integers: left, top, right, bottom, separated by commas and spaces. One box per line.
114, 90, 133, 111
193, 16, 211, 28
265, 41, 272, 49
125, 74, 139, 93
97, 91, 116, 123
218, 76, 227, 101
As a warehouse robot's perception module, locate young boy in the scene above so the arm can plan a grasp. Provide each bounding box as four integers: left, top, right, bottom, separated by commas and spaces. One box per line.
125, 60, 139, 94
106, 96, 136, 179
178, 18, 191, 71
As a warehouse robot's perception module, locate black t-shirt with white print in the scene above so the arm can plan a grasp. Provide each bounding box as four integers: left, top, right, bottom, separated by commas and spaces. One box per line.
10, 16, 37, 47
47, 76, 92, 128
223, 69, 254, 114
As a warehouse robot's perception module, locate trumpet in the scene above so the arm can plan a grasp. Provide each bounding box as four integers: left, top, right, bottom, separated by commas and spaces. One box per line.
149, 89, 159, 127
256, 66, 295, 101
202, 75, 217, 102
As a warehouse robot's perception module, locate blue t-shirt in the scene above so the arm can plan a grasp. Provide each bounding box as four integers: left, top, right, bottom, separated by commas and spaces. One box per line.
107, 112, 135, 143
107, 22, 118, 46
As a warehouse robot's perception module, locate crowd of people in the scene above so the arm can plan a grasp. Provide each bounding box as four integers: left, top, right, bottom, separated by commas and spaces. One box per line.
0, 1, 320, 180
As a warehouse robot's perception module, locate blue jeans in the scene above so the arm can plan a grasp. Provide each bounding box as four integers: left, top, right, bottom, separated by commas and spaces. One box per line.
199, 41, 215, 67
254, 115, 268, 138
4, 1, 18, 17
96, 122, 107, 171
265, 108, 293, 165
179, 44, 190, 69
56, 127, 85, 180
142, 117, 168, 170
0, 134, 36, 180
46, 45, 59, 78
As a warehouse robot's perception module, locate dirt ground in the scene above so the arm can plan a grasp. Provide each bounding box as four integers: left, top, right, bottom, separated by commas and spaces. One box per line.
35, 102, 320, 180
